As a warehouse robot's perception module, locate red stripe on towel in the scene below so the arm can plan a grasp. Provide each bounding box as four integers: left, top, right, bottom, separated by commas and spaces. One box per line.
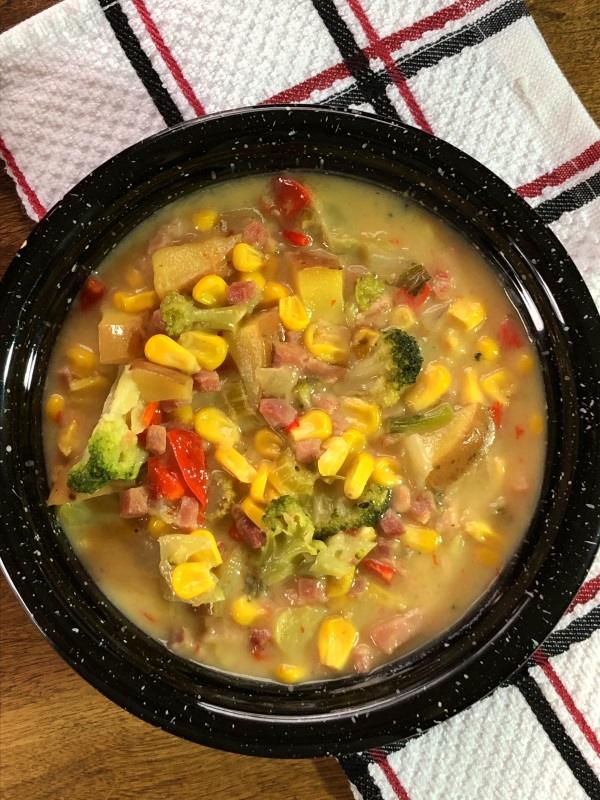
344, 0, 432, 132
534, 650, 600, 757
0, 135, 47, 220
567, 574, 600, 614
370, 748, 412, 800
130, 0, 206, 117
265, 62, 351, 104
517, 140, 600, 198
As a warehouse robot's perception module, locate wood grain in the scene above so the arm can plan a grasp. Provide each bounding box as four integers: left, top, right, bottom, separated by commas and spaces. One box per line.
0, 2, 598, 798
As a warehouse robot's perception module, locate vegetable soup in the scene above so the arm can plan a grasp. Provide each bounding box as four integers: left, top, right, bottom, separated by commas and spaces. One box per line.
44, 173, 546, 682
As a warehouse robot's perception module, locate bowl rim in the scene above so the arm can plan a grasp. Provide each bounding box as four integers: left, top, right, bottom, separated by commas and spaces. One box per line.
1, 104, 599, 758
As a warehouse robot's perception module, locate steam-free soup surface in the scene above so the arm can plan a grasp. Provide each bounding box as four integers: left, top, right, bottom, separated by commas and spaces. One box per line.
45, 173, 546, 682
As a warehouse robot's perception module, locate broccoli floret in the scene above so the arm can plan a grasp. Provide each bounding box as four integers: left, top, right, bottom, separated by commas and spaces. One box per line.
340, 327, 423, 407
160, 291, 250, 337
263, 496, 315, 541
206, 471, 236, 522
355, 273, 386, 311
293, 378, 325, 411
67, 417, 146, 494
314, 483, 391, 540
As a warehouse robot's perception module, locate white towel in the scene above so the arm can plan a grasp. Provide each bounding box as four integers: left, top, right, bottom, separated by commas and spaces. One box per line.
1, 2, 598, 798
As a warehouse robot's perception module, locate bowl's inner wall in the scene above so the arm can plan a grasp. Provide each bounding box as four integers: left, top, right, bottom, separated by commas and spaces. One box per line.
1, 108, 598, 756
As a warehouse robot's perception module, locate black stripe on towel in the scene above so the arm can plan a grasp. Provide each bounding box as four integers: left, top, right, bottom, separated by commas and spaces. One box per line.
527, 607, 600, 665
515, 671, 600, 799
338, 751, 385, 800
534, 170, 600, 224
98, 0, 184, 127
310, 0, 401, 121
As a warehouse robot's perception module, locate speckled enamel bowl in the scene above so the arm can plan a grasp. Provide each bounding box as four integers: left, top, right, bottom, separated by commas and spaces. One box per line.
1, 106, 599, 758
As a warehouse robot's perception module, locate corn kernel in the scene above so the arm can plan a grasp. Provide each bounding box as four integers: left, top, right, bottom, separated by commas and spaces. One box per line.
474, 546, 501, 568
318, 616, 358, 670
405, 361, 452, 412
372, 456, 402, 487
254, 428, 284, 460
113, 290, 159, 313
448, 297, 486, 330
232, 242, 264, 272
125, 267, 146, 290
168, 405, 194, 425
66, 344, 97, 376
304, 322, 350, 364
178, 330, 228, 370
279, 295, 311, 331
290, 410, 333, 442
529, 412, 544, 435
441, 328, 461, 353
339, 398, 381, 435
240, 271, 266, 291
480, 368, 514, 405
352, 327, 380, 359
171, 562, 215, 600
318, 437, 351, 477
215, 447, 257, 483
461, 366, 485, 404
192, 274, 228, 306
464, 520, 502, 543
68, 375, 110, 393
402, 524, 441, 553
194, 407, 239, 447
265, 484, 281, 503
262, 281, 291, 305
344, 453, 375, 500
390, 306, 416, 331
250, 462, 271, 504
231, 595, 266, 627
327, 566, 356, 598
275, 664, 306, 683
241, 496, 267, 531
192, 208, 219, 231
57, 419, 78, 458
145, 334, 200, 375
148, 517, 169, 538
189, 529, 223, 567
476, 336, 500, 361
517, 353, 534, 374
342, 428, 366, 454
45, 393, 65, 423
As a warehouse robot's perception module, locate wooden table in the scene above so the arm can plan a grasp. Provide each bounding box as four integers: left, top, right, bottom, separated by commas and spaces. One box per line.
1, 2, 598, 798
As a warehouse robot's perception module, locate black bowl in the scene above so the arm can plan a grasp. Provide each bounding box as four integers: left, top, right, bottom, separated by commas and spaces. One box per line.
1, 106, 599, 758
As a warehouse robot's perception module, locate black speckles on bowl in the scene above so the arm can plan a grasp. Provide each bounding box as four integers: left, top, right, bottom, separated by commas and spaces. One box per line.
0, 106, 599, 758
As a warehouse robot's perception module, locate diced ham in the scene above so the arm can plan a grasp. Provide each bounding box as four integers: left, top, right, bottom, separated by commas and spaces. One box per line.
353, 643, 375, 674
379, 509, 405, 539
147, 218, 191, 254
311, 392, 339, 414
242, 220, 269, 249
510, 473, 530, 492
284, 330, 303, 345
259, 398, 297, 429
176, 495, 200, 530
348, 575, 367, 599
435, 508, 459, 535
58, 365, 75, 385
120, 487, 149, 518
160, 399, 190, 413
294, 438, 322, 463
249, 628, 272, 654
167, 626, 196, 650
231, 506, 267, 550
193, 369, 221, 392
392, 484, 411, 514
145, 424, 167, 455
150, 308, 166, 334
273, 341, 347, 381
372, 537, 395, 559
297, 577, 327, 604
431, 270, 453, 300
357, 294, 392, 327
331, 410, 353, 436
410, 491, 436, 524
284, 250, 341, 271
371, 609, 423, 655
227, 280, 258, 305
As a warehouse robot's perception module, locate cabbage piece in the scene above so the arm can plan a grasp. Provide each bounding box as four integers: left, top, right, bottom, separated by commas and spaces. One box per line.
158, 533, 224, 606
310, 529, 377, 579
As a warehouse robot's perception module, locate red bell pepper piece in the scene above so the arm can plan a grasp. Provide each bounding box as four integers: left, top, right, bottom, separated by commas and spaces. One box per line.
515, 425, 525, 439
166, 429, 208, 511
362, 558, 396, 584
228, 524, 245, 543
147, 457, 186, 501
272, 177, 311, 224
394, 283, 432, 309
141, 401, 162, 429
498, 317, 524, 349
80, 277, 106, 310
284, 417, 300, 435
491, 401, 504, 427
283, 230, 311, 247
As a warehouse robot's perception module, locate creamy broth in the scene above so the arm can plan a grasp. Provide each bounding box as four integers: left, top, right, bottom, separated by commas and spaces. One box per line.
44, 173, 546, 682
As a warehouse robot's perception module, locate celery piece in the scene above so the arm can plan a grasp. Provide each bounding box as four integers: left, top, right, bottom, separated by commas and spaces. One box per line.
387, 403, 453, 435
274, 606, 327, 660
396, 263, 431, 296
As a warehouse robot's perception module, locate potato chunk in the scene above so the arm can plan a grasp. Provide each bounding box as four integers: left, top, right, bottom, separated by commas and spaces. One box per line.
98, 308, 148, 365
295, 266, 345, 325
129, 359, 193, 402
152, 235, 239, 298
225, 309, 282, 408
422, 403, 495, 491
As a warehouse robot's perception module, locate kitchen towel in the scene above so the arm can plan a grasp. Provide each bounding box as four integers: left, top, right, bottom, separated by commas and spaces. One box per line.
0, 1, 599, 798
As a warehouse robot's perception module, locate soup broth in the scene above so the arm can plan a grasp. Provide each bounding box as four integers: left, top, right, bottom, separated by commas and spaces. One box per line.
44, 173, 546, 682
